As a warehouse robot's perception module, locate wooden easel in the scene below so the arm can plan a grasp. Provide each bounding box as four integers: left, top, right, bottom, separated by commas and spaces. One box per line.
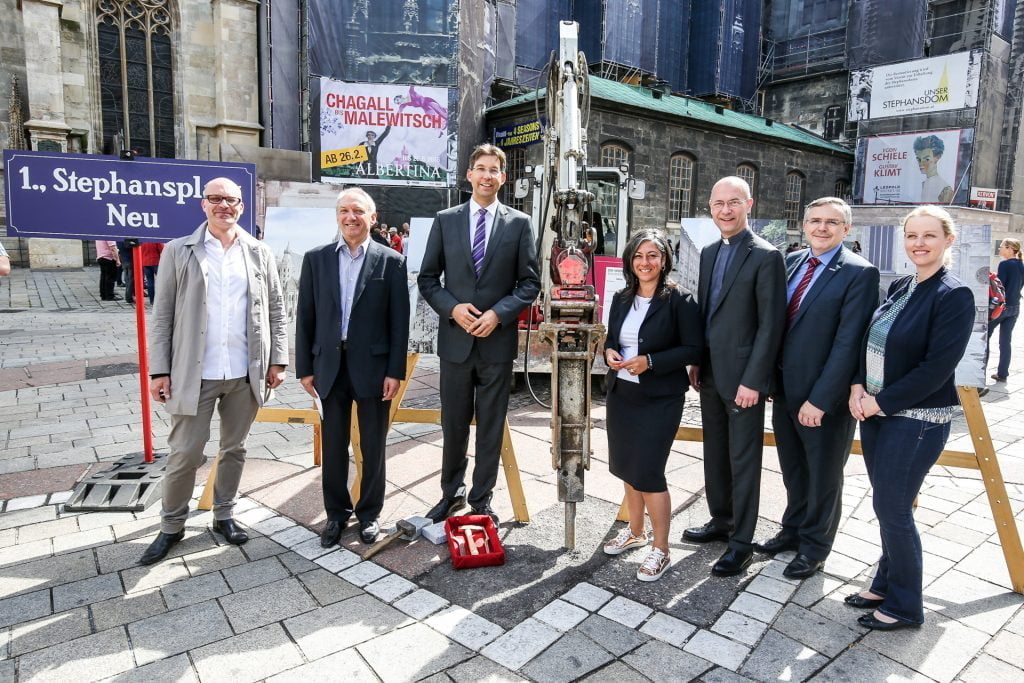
617, 386, 1024, 594
199, 353, 531, 523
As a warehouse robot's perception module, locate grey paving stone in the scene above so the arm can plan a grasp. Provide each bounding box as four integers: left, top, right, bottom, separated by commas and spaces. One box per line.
0, 588, 51, 629
15, 516, 80, 543
738, 629, 827, 683
238, 535, 288, 561
923, 569, 1022, 635
160, 572, 231, 610
442, 654, 531, 683
313, 547, 362, 573
577, 614, 650, 657
480, 617, 560, 671
284, 594, 413, 661
181, 544, 248, 576
340, 561, 391, 587
561, 582, 614, 612
711, 610, 769, 647
290, 535, 334, 560
0, 537, 52, 567
789, 573, 844, 608
596, 595, 654, 628
729, 591, 784, 623
191, 622, 305, 683
250, 515, 297, 536
533, 599, 589, 632
9, 603, 87, 656
104, 653, 198, 683
52, 572, 124, 612
623, 640, 714, 681
862, 613, 990, 682
120, 556, 190, 594
219, 576, 319, 633
699, 668, 756, 683
983, 630, 1024, 669
683, 630, 750, 671
90, 588, 167, 632
15, 626, 134, 683
0, 661, 13, 682
579, 661, 651, 682
221, 555, 290, 591
127, 600, 233, 666
364, 572, 417, 603
771, 603, 860, 658
5, 494, 48, 510
393, 588, 450, 620
358, 622, 474, 683
521, 630, 615, 683
639, 611, 697, 647
296, 567, 364, 606
278, 550, 317, 574
820, 551, 871, 581
427, 605, 506, 651
271, 524, 317, 548
814, 644, 931, 682
959, 652, 1024, 682
266, 647, 379, 683
744, 574, 798, 603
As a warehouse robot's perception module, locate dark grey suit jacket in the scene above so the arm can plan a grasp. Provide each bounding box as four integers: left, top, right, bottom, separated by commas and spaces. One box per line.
777, 246, 879, 414
417, 202, 540, 363
295, 239, 410, 399
698, 229, 787, 400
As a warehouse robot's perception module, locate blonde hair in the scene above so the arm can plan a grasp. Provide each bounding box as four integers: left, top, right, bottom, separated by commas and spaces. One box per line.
902, 205, 956, 266
1003, 237, 1022, 261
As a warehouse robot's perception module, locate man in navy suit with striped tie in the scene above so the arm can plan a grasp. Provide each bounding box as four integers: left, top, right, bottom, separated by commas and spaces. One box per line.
761, 197, 878, 579
418, 143, 540, 524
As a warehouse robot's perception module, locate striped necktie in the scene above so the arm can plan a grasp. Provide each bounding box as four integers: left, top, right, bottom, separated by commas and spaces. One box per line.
472, 208, 487, 277
786, 256, 820, 328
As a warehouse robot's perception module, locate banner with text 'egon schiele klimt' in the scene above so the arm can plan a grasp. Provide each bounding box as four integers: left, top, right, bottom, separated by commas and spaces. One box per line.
319, 79, 456, 188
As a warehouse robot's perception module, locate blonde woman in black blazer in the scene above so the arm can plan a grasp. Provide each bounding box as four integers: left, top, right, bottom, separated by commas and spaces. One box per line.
602, 229, 703, 581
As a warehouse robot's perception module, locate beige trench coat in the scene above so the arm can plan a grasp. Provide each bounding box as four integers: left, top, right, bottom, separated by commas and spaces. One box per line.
149, 223, 289, 416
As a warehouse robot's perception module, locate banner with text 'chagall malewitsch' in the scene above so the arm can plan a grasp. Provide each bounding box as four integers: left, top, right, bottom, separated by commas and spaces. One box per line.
319, 79, 456, 188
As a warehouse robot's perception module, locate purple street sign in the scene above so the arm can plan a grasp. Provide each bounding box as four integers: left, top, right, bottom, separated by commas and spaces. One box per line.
3, 150, 257, 241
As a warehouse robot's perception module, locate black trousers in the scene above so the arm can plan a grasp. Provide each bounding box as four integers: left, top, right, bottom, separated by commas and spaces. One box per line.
771, 393, 855, 560
699, 364, 766, 552
439, 345, 513, 508
321, 358, 390, 524
98, 258, 119, 299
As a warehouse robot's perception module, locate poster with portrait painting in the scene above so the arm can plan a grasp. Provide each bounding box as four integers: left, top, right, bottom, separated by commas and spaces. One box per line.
854, 128, 973, 205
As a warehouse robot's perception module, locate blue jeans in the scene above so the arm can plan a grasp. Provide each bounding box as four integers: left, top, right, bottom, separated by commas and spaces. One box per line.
860, 415, 951, 624
989, 305, 1018, 379
143, 265, 158, 304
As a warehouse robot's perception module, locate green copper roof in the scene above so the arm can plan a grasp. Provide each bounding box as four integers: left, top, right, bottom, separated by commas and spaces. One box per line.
488, 75, 852, 156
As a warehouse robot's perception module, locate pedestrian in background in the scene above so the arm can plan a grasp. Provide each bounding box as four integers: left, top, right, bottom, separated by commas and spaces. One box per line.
989, 238, 1024, 383
602, 228, 702, 581
95, 239, 121, 301
118, 240, 136, 304
140, 241, 164, 305
848, 205, 974, 630
0, 242, 10, 276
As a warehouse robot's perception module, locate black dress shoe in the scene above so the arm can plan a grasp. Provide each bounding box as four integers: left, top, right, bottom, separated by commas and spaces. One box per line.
783, 553, 824, 579
360, 519, 380, 544
711, 548, 753, 576
211, 518, 249, 545
844, 593, 885, 609
320, 520, 344, 548
755, 532, 799, 555
857, 612, 919, 631
683, 522, 730, 543
471, 503, 499, 525
139, 530, 185, 565
426, 491, 467, 523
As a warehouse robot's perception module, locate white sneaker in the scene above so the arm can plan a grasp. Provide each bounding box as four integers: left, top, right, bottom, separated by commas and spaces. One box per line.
637, 548, 670, 581
603, 527, 649, 556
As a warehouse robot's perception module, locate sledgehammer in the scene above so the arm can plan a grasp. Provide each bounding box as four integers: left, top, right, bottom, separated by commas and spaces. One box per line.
361, 516, 431, 560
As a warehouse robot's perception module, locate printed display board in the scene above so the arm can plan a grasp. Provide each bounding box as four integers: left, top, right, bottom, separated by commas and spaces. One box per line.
3, 150, 256, 240
319, 79, 456, 187
854, 129, 973, 205
849, 50, 981, 121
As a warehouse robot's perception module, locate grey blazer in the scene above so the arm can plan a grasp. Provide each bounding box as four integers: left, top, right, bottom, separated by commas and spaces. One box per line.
149, 223, 289, 415
417, 202, 540, 363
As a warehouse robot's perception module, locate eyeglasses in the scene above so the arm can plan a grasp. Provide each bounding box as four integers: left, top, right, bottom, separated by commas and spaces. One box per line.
471, 166, 503, 176
805, 218, 845, 228
710, 199, 747, 210
205, 195, 242, 206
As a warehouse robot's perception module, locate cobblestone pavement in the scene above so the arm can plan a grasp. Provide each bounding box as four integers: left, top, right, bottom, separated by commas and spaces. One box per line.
2, 268, 1024, 682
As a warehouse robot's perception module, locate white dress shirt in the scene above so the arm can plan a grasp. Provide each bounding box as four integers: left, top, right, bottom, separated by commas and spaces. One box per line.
336, 235, 371, 341
201, 229, 250, 380
616, 296, 650, 384
469, 198, 499, 252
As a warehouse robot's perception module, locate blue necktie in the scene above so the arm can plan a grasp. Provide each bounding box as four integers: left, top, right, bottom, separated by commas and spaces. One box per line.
472, 208, 487, 277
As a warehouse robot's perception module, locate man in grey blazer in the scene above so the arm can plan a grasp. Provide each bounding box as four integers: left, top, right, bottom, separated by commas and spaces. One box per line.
417, 143, 540, 523
762, 197, 879, 578
141, 177, 288, 565
295, 187, 410, 547
684, 176, 786, 576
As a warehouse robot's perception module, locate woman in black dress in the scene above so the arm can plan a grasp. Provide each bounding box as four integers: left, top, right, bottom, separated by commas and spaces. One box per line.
603, 228, 703, 581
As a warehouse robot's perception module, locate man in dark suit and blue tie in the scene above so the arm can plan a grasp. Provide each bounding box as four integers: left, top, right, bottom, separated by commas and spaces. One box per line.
417, 143, 541, 524
684, 176, 787, 576
295, 187, 410, 547
760, 197, 879, 578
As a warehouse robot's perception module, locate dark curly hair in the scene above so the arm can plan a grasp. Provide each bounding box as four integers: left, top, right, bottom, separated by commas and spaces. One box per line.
620, 228, 677, 301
